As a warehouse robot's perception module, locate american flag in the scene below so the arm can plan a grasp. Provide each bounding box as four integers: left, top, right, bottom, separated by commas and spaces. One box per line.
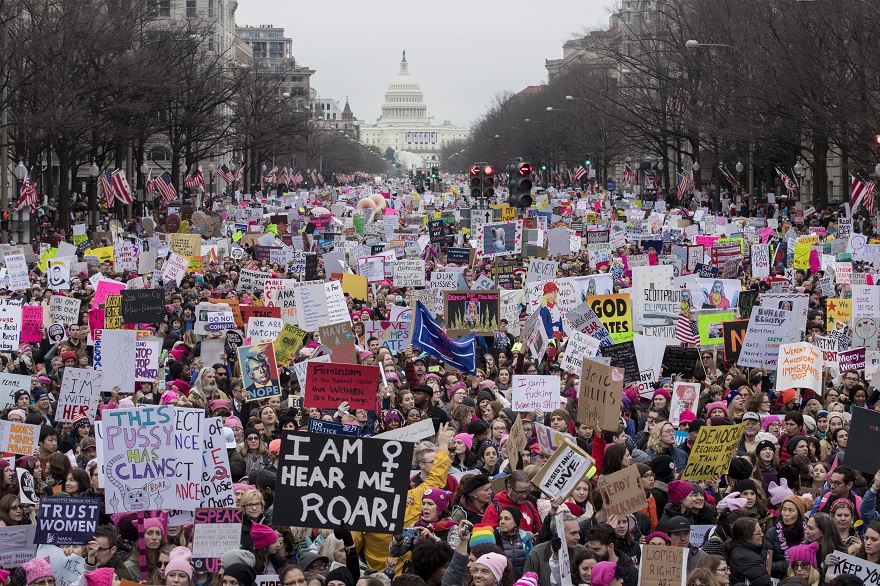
775, 167, 799, 199
184, 166, 205, 191
851, 176, 876, 215
719, 164, 741, 192
154, 171, 177, 203
293, 171, 303, 185
677, 172, 694, 200
214, 164, 235, 185
310, 170, 317, 184
112, 169, 133, 204
233, 164, 244, 186
100, 169, 116, 206
573, 166, 587, 181
666, 81, 687, 115
262, 166, 277, 184
675, 312, 699, 345
645, 170, 662, 189
15, 170, 38, 213
623, 163, 637, 183
277, 167, 289, 185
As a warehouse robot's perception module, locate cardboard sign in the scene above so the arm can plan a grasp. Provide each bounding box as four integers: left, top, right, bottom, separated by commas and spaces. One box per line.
305, 362, 380, 410
192, 508, 244, 571
596, 466, 648, 517
101, 405, 203, 512
532, 441, 595, 499
723, 320, 749, 362
639, 545, 688, 586
121, 289, 165, 324
273, 432, 413, 533
56, 368, 102, 422
238, 343, 281, 401
510, 375, 561, 412
0, 420, 39, 455
99, 329, 138, 394
681, 423, 746, 480
319, 322, 357, 365
444, 290, 500, 336
578, 359, 622, 430
845, 408, 880, 475
34, 497, 101, 545
776, 342, 822, 393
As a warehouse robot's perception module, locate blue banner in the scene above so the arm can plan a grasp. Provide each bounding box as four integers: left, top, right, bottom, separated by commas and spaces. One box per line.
411, 301, 477, 374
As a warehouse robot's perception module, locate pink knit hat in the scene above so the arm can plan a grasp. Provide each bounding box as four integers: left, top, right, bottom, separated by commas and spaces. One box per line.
705, 401, 728, 417
768, 478, 794, 506
717, 492, 748, 512
225, 416, 243, 429
513, 573, 539, 586
454, 433, 474, 450
84, 568, 115, 586
652, 388, 671, 402
22, 557, 54, 586
0, 568, 11, 586
423, 488, 453, 512
143, 516, 167, 538
591, 562, 621, 586
474, 553, 508, 582
787, 541, 820, 568
762, 415, 782, 431
250, 522, 277, 550
667, 480, 694, 506
165, 546, 193, 580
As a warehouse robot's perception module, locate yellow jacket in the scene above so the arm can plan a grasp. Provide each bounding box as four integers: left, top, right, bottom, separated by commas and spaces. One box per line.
352, 449, 451, 574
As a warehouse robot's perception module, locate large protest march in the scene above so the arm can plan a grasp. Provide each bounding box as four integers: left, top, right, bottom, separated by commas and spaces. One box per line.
1, 170, 879, 586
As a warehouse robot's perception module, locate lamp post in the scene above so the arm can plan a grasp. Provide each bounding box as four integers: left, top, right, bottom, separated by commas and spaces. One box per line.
14, 161, 25, 242
89, 161, 99, 230
179, 163, 187, 207
207, 162, 215, 204
140, 163, 150, 218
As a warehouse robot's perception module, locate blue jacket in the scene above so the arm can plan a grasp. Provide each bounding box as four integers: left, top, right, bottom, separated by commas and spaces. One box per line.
646, 445, 689, 473
861, 487, 879, 525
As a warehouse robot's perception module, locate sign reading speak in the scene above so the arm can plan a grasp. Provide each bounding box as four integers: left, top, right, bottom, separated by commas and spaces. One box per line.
273, 432, 413, 533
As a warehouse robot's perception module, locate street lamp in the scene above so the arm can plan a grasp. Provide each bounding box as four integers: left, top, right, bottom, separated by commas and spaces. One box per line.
565, 96, 586, 101
207, 162, 215, 199
139, 163, 150, 217
692, 162, 700, 172
794, 160, 804, 177
685, 39, 739, 51
736, 161, 744, 174
179, 163, 188, 205
875, 163, 880, 177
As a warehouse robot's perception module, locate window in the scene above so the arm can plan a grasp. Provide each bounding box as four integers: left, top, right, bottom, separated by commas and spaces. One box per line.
186, 0, 196, 17
208, 0, 214, 17
149, 0, 171, 16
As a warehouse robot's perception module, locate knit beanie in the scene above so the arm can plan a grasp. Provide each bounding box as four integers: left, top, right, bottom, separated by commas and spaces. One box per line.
22, 557, 54, 586
0, 568, 10, 586
768, 478, 794, 506
724, 390, 742, 406
667, 480, 694, 506
164, 546, 193, 580
704, 401, 728, 417
717, 492, 748, 512
502, 506, 524, 529
781, 494, 807, 518
636, 463, 651, 477
422, 488, 452, 512
250, 522, 277, 550
645, 531, 671, 545
220, 549, 256, 568
728, 457, 754, 481
476, 389, 495, 405
737, 479, 758, 495
787, 541, 820, 568
653, 388, 671, 402
225, 416, 243, 429
71, 413, 90, 431
454, 433, 474, 450
143, 516, 167, 539
325, 567, 354, 586
591, 562, 620, 586
474, 553, 508, 582
550, 409, 572, 425
84, 568, 114, 586
513, 573, 539, 586
224, 564, 257, 586
762, 414, 781, 431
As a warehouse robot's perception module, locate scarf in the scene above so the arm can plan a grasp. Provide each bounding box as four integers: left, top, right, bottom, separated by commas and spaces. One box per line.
776, 519, 806, 553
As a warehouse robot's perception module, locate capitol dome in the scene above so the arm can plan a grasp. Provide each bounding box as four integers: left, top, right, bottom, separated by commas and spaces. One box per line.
379, 50, 428, 126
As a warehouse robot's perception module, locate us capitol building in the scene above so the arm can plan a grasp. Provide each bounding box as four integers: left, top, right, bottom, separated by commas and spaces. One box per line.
359, 51, 470, 170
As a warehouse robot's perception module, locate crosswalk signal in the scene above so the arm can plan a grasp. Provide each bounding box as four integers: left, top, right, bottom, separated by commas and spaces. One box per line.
508, 161, 533, 209
470, 165, 482, 198
483, 165, 495, 200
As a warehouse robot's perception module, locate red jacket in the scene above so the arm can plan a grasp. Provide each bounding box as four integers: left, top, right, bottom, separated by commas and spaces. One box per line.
480, 490, 541, 533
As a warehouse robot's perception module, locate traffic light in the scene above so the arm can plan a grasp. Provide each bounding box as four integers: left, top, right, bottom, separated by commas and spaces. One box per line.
431, 166, 439, 178
585, 154, 592, 166
541, 162, 547, 171
508, 161, 533, 209
470, 165, 482, 198
482, 165, 495, 200
875, 135, 880, 155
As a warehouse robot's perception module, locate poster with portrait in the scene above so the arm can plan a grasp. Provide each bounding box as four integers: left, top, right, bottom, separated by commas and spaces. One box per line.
444, 290, 500, 336
237, 343, 281, 402
670, 381, 701, 426
476, 221, 523, 258
695, 278, 741, 309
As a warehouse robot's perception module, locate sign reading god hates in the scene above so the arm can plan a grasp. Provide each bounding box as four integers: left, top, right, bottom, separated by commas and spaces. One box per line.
273, 432, 413, 533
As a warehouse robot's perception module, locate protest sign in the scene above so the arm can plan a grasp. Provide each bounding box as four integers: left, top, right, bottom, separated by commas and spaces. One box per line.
134, 338, 161, 382
826, 551, 880, 586
374, 418, 436, 442
308, 418, 362, 437
192, 508, 244, 571
20, 305, 44, 343
319, 322, 357, 365
751, 244, 770, 278
554, 509, 574, 586
601, 341, 639, 385
639, 545, 688, 586
670, 382, 700, 426
578, 359, 622, 430
738, 307, 799, 369
273, 432, 413, 533
723, 320, 749, 362
274, 323, 308, 366
588, 294, 633, 343
596, 466, 648, 517
34, 497, 101, 545
305, 362, 380, 410
238, 268, 268, 293
510, 375, 561, 412
56, 368, 102, 422
47, 257, 71, 291
681, 423, 746, 480
0, 419, 39, 455
444, 290, 500, 336
564, 302, 614, 347
845, 408, 880, 475
5, 253, 30, 291
93, 280, 126, 308
0, 300, 22, 351
162, 252, 190, 286
121, 289, 165, 324
101, 405, 203, 512
776, 342, 822, 393
363, 321, 412, 354
532, 441, 595, 499
99, 329, 137, 394
696, 310, 736, 347
839, 347, 866, 373
247, 317, 284, 344
171, 233, 201, 257
561, 330, 602, 374
18, 468, 37, 504
38, 544, 86, 586
0, 372, 33, 409
200, 417, 235, 508
0, 525, 37, 568
392, 259, 426, 288
103, 295, 122, 329
238, 343, 281, 401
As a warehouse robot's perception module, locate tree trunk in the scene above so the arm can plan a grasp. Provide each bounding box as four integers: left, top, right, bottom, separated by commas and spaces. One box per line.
812, 134, 829, 210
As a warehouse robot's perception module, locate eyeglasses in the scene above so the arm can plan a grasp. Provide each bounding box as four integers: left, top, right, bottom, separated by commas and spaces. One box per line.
509, 486, 531, 496
216, 372, 227, 376
830, 480, 848, 486
95, 546, 114, 552
245, 502, 263, 509
792, 562, 812, 570
247, 436, 260, 441
641, 472, 655, 479
716, 567, 730, 573
157, 561, 169, 568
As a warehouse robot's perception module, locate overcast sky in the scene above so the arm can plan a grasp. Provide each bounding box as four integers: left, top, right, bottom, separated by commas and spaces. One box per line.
236, 0, 614, 128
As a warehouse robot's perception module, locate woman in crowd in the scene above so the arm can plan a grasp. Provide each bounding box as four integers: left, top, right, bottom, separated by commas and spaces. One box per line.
766, 494, 808, 578
725, 517, 771, 586
494, 506, 533, 578
240, 428, 271, 475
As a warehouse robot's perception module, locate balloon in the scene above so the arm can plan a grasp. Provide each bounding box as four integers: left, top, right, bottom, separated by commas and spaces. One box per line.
368, 194, 387, 210
356, 198, 377, 210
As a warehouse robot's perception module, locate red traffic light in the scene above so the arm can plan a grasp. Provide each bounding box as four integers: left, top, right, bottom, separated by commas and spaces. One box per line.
483, 165, 494, 176
470, 166, 480, 176
875, 135, 880, 145
518, 163, 532, 175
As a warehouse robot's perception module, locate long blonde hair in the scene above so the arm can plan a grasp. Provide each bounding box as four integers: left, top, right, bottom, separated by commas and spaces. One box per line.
646, 422, 673, 454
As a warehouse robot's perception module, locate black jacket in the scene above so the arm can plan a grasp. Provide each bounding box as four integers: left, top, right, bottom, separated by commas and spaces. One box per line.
765, 522, 806, 578
728, 540, 772, 586
658, 501, 718, 529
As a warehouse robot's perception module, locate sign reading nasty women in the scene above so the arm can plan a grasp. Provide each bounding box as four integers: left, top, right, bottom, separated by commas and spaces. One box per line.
273, 432, 413, 533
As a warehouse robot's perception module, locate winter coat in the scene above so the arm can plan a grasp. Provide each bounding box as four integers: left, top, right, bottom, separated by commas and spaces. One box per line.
765, 521, 806, 578
728, 540, 772, 586
480, 491, 541, 533
658, 501, 718, 528
496, 528, 534, 577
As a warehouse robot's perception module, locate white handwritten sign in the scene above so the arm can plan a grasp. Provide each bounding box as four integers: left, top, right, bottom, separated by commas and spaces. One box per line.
511, 375, 561, 412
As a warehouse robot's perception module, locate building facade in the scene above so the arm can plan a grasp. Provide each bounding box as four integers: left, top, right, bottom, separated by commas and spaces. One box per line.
235, 24, 314, 112
359, 52, 469, 170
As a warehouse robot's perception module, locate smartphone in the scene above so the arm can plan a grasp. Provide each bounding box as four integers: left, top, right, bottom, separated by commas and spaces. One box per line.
402, 527, 416, 539
429, 366, 440, 373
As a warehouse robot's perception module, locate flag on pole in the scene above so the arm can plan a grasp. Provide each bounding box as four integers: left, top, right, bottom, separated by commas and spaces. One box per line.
100, 169, 116, 206
573, 166, 587, 181
851, 176, 876, 215
214, 164, 235, 185
112, 169, 133, 204
262, 166, 277, 184
184, 166, 205, 191
675, 312, 699, 345
410, 301, 477, 374
775, 167, 799, 199
15, 171, 38, 213
645, 170, 662, 189
677, 173, 694, 201
719, 164, 741, 192
623, 163, 637, 183
154, 171, 177, 203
